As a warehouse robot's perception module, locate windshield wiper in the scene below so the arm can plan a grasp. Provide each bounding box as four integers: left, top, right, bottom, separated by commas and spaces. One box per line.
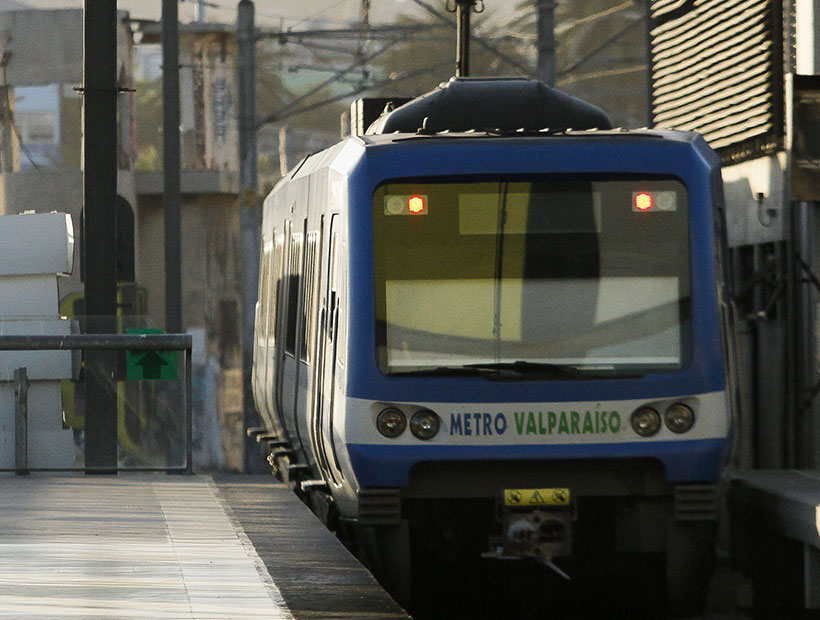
391, 361, 645, 380
391, 361, 584, 380
467, 361, 646, 379
390, 366, 500, 378
464, 361, 582, 378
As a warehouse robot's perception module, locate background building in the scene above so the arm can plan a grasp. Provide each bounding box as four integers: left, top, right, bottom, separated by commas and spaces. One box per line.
0, 8, 244, 471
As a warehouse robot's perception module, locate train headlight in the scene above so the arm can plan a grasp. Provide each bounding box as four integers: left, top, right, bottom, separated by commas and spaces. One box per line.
630, 407, 661, 437
665, 403, 695, 433
377, 407, 406, 438
410, 409, 440, 440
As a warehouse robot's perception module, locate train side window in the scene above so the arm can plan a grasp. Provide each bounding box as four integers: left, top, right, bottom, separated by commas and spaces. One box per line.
301, 231, 319, 363
328, 231, 339, 344
285, 232, 304, 356
256, 238, 270, 346
268, 231, 284, 346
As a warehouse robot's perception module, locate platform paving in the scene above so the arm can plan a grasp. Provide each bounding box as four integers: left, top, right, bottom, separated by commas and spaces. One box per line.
0, 473, 409, 620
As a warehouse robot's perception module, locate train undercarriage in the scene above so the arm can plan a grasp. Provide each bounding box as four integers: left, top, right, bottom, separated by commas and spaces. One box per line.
273, 451, 717, 619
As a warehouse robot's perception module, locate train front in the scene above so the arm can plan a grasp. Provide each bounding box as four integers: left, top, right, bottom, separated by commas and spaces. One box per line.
339, 130, 731, 613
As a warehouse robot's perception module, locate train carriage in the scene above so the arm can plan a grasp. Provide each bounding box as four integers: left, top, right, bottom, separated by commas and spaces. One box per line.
252, 77, 734, 617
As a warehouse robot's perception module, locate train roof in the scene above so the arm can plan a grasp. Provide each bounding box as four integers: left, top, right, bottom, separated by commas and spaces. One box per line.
354, 127, 707, 147
366, 76, 612, 134
278, 77, 713, 186
275, 127, 716, 192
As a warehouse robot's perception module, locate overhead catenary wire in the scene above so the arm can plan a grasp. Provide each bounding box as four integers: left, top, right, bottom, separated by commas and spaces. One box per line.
561, 0, 637, 31
253, 2, 648, 132
407, 0, 537, 78
258, 37, 403, 126
503, 0, 637, 36
557, 17, 642, 77
258, 24, 433, 42
262, 59, 455, 125
557, 63, 646, 86
174, 0, 353, 27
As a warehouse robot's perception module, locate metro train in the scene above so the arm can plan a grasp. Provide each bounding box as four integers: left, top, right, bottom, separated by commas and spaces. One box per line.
252, 77, 735, 617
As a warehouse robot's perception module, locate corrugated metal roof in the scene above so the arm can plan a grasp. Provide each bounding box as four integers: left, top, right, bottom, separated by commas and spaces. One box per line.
648, 0, 783, 161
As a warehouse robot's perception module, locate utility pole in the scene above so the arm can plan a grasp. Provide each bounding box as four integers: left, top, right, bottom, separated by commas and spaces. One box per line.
359, 0, 371, 53
162, 0, 182, 335
83, 1, 118, 472
357, 0, 371, 74
536, 0, 556, 86
238, 0, 261, 473
278, 127, 288, 176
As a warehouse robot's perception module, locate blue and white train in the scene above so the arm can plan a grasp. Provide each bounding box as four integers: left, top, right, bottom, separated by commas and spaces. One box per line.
252, 77, 735, 616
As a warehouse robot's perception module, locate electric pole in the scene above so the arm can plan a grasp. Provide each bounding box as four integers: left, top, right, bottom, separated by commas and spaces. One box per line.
83, 1, 118, 472
163, 0, 182, 335
238, 0, 262, 473
359, 0, 371, 51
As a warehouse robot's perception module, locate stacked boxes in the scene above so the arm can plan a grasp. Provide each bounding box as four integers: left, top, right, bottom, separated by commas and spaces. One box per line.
0, 212, 75, 468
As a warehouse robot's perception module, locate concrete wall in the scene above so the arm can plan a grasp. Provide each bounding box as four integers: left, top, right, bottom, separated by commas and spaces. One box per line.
133, 25, 244, 471
135, 182, 243, 470
180, 31, 239, 172
0, 10, 82, 86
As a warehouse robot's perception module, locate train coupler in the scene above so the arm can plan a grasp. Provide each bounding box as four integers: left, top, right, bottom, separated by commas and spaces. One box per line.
482, 487, 574, 579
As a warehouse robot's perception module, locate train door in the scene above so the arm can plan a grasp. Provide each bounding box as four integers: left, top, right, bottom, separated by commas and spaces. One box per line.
273, 220, 290, 422
275, 220, 305, 452
312, 214, 343, 485
253, 234, 271, 427
289, 219, 311, 456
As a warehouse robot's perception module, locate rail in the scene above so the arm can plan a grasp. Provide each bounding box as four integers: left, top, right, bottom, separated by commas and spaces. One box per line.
0, 333, 193, 474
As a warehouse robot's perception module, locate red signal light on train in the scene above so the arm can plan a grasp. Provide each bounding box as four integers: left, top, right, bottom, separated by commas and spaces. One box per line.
408, 195, 426, 214
633, 192, 654, 211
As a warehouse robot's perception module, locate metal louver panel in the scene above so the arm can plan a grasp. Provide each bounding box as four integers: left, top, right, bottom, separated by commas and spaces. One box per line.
649, 0, 783, 161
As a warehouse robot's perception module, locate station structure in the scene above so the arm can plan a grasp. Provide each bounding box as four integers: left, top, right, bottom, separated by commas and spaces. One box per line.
646, 0, 820, 613
0, 1, 818, 618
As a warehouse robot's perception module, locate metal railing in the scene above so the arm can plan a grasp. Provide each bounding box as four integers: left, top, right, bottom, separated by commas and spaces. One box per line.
0, 334, 193, 474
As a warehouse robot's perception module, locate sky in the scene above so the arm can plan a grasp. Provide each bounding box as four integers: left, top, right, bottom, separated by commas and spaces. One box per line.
7, 0, 523, 84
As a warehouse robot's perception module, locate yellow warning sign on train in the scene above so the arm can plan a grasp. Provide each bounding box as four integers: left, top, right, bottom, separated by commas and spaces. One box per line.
504, 488, 571, 507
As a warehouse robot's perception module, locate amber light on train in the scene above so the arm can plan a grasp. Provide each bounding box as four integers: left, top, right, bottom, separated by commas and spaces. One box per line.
408, 195, 426, 214
633, 191, 654, 211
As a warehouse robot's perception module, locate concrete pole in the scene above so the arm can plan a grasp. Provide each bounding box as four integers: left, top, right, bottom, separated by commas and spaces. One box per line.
162, 0, 182, 334
536, 0, 556, 86
238, 0, 262, 473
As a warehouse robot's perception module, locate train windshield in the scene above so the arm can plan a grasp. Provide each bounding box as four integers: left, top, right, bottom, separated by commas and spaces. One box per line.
372, 177, 690, 377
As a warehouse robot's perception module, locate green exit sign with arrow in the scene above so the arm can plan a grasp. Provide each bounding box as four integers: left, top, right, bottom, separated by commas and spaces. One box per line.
125, 329, 179, 381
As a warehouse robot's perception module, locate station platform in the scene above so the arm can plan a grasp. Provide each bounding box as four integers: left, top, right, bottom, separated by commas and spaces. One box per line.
728, 469, 820, 617
0, 473, 410, 620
